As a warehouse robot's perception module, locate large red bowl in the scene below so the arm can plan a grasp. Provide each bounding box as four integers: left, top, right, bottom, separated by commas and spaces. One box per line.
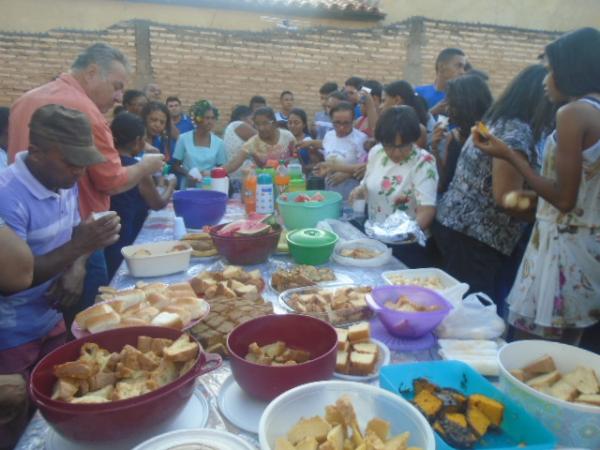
209, 223, 281, 265
29, 326, 221, 443
227, 314, 337, 401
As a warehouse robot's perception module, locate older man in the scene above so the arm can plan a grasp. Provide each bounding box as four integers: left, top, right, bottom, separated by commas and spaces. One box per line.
0, 104, 121, 447
8, 43, 163, 324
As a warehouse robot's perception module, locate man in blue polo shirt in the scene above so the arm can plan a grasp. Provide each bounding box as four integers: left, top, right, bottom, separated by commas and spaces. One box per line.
416, 48, 467, 116
0, 104, 121, 448
166, 96, 194, 135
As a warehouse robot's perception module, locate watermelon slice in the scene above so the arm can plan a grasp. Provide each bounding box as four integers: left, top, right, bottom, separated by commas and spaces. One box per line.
310, 192, 325, 202
235, 221, 271, 237
294, 194, 311, 203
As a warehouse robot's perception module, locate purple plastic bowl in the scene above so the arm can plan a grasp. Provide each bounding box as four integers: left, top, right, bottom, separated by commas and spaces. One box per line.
173, 190, 228, 229
366, 285, 452, 338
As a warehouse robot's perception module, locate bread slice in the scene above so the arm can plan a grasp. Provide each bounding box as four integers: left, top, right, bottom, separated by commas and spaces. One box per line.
348, 322, 370, 343
295, 436, 319, 450
150, 311, 184, 329
275, 438, 296, 450
119, 317, 148, 328
137, 306, 161, 323
163, 334, 199, 362
325, 424, 344, 450
162, 305, 192, 326
383, 432, 410, 450
86, 311, 121, 333
526, 370, 562, 390
74, 303, 115, 329
287, 415, 332, 445
335, 328, 348, 350
562, 366, 600, 395
366, 417, 390, 441
146, 292, 171, 310
522, 355, 556, 377
336, 351, 349, 374
575, 394, 600, 406
352, 342, 379, 355
549, 379, 579, 402
509, 369, 528, 382
172, 297, 208, 319
349, 351, 376, 376
114, 289, 146, 310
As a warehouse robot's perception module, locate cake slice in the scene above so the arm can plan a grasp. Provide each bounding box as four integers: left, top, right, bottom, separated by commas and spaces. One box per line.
349, 351, 376, 376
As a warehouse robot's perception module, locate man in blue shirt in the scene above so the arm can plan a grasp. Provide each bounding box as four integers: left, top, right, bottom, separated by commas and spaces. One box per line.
0, 104, 121, 448
416, 48, 467, 116
166, 96, 194, 135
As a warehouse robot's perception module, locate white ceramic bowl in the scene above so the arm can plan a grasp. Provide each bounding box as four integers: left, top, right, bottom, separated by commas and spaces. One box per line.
132, 428, 255, 450
121, 240, 192, 277
381, 267, 469, 306
258, 380, 435, 450
498, 340, 600, 449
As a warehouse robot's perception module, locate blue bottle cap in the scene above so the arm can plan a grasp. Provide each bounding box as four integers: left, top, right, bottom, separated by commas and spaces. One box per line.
257, 173, 273, 184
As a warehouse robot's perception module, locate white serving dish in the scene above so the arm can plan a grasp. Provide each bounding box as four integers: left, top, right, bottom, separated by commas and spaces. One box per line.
332, 238, 392, 267
122, 240, 192, 278
259, 380, 435, 450
498, 340, 600, 449
382, 267, 468, 306
132, 428, 255, 450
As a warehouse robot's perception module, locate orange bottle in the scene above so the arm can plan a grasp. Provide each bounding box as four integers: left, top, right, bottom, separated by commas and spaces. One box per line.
243, 167, 257, 215
275, 160, 290, 197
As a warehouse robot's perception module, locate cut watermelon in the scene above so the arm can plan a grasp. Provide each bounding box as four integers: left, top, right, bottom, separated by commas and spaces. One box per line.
216, 220, 246, 237
310, 192, 325, 202
236, 221, 271, 236
294, 194, 311, 203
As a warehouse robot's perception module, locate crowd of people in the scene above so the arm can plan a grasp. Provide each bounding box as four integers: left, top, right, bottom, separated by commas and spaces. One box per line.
0, 26, 598, 449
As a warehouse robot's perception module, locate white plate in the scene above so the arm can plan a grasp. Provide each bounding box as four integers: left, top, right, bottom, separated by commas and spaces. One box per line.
333, 338, 391, 382
217, 375, 269, 434
45, 392, 209, 450
132, 428, 256, 450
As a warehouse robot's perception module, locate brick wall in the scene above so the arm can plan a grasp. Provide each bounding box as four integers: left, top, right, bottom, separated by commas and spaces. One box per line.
0, 17, 560, 132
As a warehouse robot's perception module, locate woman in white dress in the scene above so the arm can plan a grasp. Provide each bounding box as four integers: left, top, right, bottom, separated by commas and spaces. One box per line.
473, 27, 600, 343
223, 105, 256, 193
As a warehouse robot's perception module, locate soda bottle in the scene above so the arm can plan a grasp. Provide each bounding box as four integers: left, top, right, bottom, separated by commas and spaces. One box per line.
275, 160, 290, 198
243, 166, 257, 215
256, 173, 274, 214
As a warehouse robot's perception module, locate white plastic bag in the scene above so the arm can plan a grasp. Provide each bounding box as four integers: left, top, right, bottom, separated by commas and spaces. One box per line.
436, 293, 506, 340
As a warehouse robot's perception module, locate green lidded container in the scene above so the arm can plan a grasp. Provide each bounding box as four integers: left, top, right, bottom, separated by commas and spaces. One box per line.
286, 228, 339, 265
277, 190, 342, 230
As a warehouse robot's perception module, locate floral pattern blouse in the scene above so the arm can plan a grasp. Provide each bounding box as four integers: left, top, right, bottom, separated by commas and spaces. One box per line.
436, 118, 538, 256
363, 144, 438, 223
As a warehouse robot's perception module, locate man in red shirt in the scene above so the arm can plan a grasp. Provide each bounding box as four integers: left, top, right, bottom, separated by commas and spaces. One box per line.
8, 43, 164, 326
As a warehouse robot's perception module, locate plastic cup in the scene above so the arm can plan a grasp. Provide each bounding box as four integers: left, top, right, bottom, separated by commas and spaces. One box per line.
352, 199, 366, 216
91, 211, 117, 221
142, 153, 164, 161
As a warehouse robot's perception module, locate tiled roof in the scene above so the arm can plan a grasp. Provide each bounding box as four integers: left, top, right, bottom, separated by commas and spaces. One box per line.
239, 0, 384, 17
128, 0, 385, 19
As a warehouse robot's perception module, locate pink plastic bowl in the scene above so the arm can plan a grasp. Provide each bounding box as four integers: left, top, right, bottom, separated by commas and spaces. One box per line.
29, 326, 222, 443
366, 285, 452, 338
227, 314, 337, 401
210, 223, 281, 265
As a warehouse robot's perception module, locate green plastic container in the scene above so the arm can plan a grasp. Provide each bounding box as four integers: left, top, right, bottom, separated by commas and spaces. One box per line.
276, 190, 342, 230
286, 228, 339, 265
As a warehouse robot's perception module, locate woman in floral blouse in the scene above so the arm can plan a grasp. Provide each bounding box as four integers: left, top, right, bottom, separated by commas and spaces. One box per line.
432, 65, 552, 306
350, 106, 439, 267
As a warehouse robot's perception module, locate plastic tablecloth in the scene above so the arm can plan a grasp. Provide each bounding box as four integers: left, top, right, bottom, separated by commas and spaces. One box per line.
16, 203, 439, 450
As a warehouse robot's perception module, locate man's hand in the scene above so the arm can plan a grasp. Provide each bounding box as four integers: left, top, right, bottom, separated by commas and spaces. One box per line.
71, 214, 121, 255
353, 164, 366, 180
140, 154, 165, 175
47, 258, 87, 309
431, 123, 447, 154
327, 171, 350, 186
313, 162, 332, 177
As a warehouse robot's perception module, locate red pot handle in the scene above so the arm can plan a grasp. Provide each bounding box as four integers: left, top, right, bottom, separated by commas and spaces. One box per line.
194, 351, 222, 376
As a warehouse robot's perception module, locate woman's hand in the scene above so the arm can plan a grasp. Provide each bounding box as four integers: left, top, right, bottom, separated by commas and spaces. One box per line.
471, 126, 513, 160
431, 123, 447, 154
348, 185, 366, 203
353, 164, 366, 180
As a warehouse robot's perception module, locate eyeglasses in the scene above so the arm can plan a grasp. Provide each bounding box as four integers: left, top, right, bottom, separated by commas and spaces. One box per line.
332, 121, 353, 127
254, 120, 274, 128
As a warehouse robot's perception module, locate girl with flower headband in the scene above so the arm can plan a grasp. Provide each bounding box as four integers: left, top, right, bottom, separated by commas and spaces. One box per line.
171, 100, 227, 188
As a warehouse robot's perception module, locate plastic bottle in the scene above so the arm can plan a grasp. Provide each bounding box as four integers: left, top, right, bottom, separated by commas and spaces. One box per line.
202, 177, 212, 190
256, 173, 274, 214
275, 160, 290, 198
210, 166, 229, 196
243, 166, 257, 215
287, 158, 303, 180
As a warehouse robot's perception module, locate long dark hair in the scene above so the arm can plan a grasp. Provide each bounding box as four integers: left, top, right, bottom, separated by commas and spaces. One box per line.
384, 80, 429, 126
141, 101, 173, 156
288, 108, 310, 137
485, 64, 551, 142
545, 27, 600, 98
446, 75, 493, 139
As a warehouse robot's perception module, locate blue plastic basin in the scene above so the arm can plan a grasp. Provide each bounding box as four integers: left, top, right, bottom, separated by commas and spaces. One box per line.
173, 190, 227, 229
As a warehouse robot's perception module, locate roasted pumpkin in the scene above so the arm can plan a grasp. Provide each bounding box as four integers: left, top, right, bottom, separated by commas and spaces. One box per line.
413, 377, 439, 395
439, 413, 478, 449
468, 394, 504, 428
466, 403, 491, 437
413, 389, 443, 421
